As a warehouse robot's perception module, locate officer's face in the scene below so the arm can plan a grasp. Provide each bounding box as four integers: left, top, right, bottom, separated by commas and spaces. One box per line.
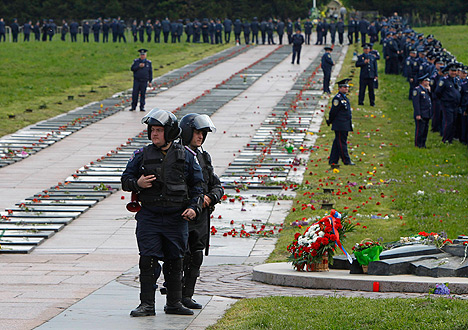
151, 126, 166, 147
190, 129, 205, 148
339, 86, 349, 94
449, 69, 457, 78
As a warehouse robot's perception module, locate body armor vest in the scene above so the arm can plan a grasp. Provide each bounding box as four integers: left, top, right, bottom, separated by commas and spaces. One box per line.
197, 150, 213, 194
138, 143, 189, 207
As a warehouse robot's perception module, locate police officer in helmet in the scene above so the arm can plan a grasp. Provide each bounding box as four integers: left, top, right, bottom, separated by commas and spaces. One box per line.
179, 113, 224, 309
121, 109, 204, 317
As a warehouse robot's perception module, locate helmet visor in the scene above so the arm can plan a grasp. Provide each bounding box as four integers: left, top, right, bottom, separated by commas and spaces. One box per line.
141, 108, 172, 125
192, 114, 217, 133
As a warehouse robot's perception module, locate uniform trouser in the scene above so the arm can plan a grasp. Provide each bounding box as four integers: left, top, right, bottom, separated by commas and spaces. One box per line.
215, 32, 222, 44
292, 46, 301, 64
305, 33, 311, 44
244, 33, 250, 44
252, 32, 258, 44
163, 31, 169, 43
454, 111, 462, 140
329, 131, 351, 165
94, 33, 99, 42
354, 31, 359, 43
278, 34, 283, 45
323, 33, 327, 44
461, 112, 468, 144
0, 33, 5, 41
261, 31, 266, 44
348, 32, 353, 44
267, 33, 274, 44
12, 34, 18, 42
140, 33, 145, 43
330, 32, 336, 44
441, 105, 456, 143
133, 34, 137, 42
234, 33, 241, 43
431, 99, 442, 133
224, 31, 230, 43
83, 34, 89, 42
186, 34, 191, 42
388, 57, 399, 74
288, 33, 292, 44
358, 78, 375, 105
171, 34, 177, 43
415, 118, 430, 148
132, 80, 148, 110
154, 33, 160, 42
202, 33, 209, 43
210, 33, 214, 44
120, 34, 126, 42
360, 32, 366, 46
71, 33, 77, 42
103, 33, 108, 42
25, 34, 30, 41
338, 33, 344, 45
315, 32, 322, 44
48, 34, 54, 41
112, 33, 118, 42
60, 33, 65, 41
35, 33, 40, 41
182, 210, 209, 298
147, 34, 151, 42
323, 69, 331, 93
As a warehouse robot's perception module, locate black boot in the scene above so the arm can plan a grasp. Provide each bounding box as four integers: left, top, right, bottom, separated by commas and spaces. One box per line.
163, 259, 193, 315
164, 299, 194, 315
130, 293, 155, 317
181, 297, 202, 309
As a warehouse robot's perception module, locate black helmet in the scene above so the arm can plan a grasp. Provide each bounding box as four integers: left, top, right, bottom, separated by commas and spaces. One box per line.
141, 108, 181, 142
179, 113, 216, 146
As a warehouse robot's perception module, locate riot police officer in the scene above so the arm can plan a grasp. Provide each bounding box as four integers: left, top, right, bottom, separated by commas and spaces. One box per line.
121, 109, 204, 317
327, 79, 355, 166
412, 74, 432, 148
179, 113, 224, 310
321, 46, 334, 93
131, 49, 153, 112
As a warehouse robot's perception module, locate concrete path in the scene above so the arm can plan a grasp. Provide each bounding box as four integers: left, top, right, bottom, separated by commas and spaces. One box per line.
0, 43, 345, 330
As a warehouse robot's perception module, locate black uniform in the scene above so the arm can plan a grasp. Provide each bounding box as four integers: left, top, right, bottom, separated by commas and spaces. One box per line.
328, 92, 353, 165
250, 18, 259, 44
412, 84, 432, 148
435, 75, 462, 143
266, 20, 275, 45
276, 20, 285, 45
121, 139, 203, 315
102, 21, 110, 42
153, 21, 161, 43
70, 22, 78, 42
162, 19, 170, 43
82, 22, 90, 42
92, 21, 100, 42
182, 148, 224, 301
321, 51, 334, 93
11, 21, 19, 42
223, 19, 232, 43
291, 32, 304, 64
356, 51, 378, 106
131, 56, 153, 111
0, 19, 5, 42
304, 20, 313, 45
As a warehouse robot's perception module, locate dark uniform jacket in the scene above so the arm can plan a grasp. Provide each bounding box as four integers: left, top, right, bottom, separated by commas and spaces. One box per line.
131, 58, 153, 82
304, 21, 313, 34
121, 143, 203, 214
412, 85, 432, 119
435, 76, 461, 107
329, 92, 353, 131
291, 33, 304, 47
321, 52, 334, 72
356, 53, 378, 79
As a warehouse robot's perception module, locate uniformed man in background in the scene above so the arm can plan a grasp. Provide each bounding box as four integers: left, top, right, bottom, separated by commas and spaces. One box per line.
291, 29, 304, 65
412, 73, 432, 148
356, 43, 378, 106
131, 49, 153, 112
327, 79, 355, 166
321, 46, 334, 93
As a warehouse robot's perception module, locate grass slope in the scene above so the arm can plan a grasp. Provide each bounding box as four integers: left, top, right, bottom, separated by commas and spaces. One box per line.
0, 36, 229, 137
211, 25, 468, 330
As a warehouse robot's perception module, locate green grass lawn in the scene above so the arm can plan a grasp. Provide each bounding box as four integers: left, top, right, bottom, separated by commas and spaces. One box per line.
213, 25, 468, 330
208, 296, 468, 330
0, 34, 229, 137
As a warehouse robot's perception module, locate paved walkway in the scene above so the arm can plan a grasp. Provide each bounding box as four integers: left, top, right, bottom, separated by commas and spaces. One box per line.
1, 43, 348, 330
